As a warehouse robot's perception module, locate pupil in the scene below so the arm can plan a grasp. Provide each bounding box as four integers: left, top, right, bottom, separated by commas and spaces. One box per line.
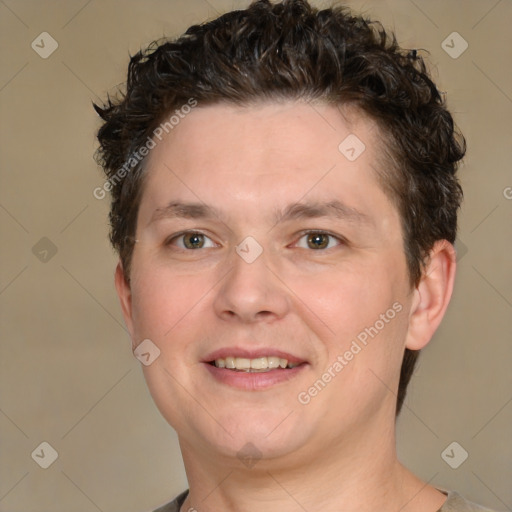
308, 233, 327, 249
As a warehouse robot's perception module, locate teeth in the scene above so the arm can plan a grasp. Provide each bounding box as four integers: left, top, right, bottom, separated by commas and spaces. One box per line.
213, 356, 301, 371
236, 358, 251, 370
250, 357, 268, 370
267, 357, 280, 369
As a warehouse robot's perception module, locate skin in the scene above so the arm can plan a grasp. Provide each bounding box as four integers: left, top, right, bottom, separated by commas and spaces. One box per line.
115, 101, 456, 512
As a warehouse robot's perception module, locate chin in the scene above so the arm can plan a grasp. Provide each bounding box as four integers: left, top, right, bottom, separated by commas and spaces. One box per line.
210, 416, 311, 463
208, 436, 304, 468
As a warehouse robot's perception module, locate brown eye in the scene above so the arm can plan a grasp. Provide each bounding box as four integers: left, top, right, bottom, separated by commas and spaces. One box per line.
183, 233, 205, 249
307, 233, 329, 249
295, 231, 343, 250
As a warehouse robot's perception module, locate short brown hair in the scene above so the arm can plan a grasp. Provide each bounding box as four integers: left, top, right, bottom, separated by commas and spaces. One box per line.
94, 0, 465, 415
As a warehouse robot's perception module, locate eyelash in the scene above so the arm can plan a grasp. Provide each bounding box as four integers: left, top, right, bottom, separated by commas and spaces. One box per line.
164, 230, 346, 251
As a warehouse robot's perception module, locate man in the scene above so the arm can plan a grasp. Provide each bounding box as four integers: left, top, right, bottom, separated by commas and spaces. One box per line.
94, 1, 496, 511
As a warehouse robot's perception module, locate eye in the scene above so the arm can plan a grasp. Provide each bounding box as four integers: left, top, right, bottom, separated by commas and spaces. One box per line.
294, 231, 344, 250
165, 231, 217, 250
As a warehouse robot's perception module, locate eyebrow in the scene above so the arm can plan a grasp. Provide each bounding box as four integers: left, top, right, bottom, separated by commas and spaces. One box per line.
149, 199, 371, 227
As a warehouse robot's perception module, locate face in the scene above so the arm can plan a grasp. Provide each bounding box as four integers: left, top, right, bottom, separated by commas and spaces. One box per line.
118, 101, 419, 467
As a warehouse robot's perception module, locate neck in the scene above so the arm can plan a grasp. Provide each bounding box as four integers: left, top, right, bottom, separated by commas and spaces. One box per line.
177, 415, 445, 512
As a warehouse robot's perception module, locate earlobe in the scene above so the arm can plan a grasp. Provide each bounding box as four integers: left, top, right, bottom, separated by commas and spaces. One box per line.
114, 261, 135, 339
405, 240, 457, 351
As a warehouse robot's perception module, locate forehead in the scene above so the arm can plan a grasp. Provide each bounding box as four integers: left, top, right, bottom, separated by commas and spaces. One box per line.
147, 100, 378, 172
138, 100, 397, 230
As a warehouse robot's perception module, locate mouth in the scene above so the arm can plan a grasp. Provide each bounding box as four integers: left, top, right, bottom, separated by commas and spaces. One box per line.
203, 350, 308, 390
208, 356, 303, 372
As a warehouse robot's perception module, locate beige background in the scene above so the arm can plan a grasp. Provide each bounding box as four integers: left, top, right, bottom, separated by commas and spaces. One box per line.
1, 0, 511, 511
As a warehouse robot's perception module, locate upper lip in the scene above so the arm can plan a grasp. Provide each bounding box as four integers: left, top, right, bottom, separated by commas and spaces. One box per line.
203, 347, 307, 364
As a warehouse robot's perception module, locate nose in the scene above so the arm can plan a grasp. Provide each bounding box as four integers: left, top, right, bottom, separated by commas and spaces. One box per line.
213, 242, 290, 324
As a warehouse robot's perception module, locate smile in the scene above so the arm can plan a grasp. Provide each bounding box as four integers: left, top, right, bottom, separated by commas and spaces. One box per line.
210, 356, 301, 371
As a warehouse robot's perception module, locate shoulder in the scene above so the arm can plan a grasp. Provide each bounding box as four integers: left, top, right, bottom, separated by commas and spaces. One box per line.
148, 489, 499, 512
439, 490, 500, 512
150, 489, 189, 512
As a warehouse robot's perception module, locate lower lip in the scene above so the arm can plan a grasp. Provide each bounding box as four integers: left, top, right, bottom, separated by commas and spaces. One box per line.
204, 363, 308, 390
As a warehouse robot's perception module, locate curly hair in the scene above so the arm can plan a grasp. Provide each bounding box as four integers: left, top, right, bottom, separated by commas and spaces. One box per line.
94, 0, 465, 416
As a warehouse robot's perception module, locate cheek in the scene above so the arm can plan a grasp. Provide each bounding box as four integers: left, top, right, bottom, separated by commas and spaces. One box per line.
289, 253, 411, 397
128, 266, 213, 429
291, 259, 403, 338
295, 267, 409, 418
129, 262, 209, 343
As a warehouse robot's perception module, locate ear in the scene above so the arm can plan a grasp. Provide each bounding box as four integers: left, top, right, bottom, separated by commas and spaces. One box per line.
114, 261, 135, 340
405, 240, 457, 350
